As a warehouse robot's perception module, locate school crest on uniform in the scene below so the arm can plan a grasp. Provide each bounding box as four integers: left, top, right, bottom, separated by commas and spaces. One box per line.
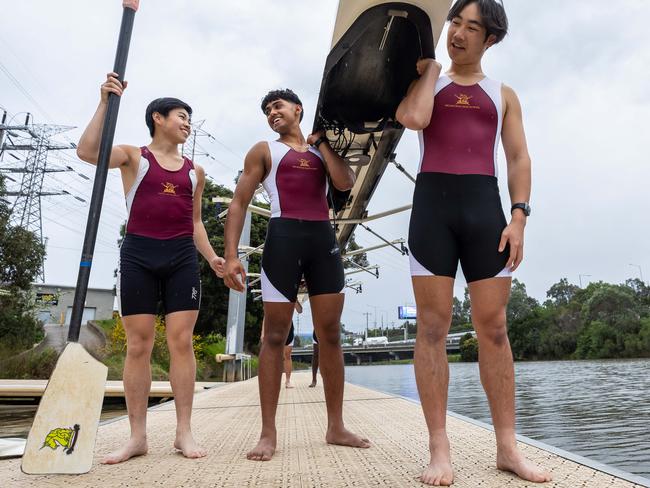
161, 182, 178, 194
455, 94, 473, 106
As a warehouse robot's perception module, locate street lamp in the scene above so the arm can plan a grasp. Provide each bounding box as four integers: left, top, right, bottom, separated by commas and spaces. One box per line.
629, 264, 644, 283
579, 274, 592, 288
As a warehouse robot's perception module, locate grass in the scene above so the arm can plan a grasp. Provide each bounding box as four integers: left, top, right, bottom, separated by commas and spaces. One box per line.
94, 319, 115, 336
0, 347, 59, 379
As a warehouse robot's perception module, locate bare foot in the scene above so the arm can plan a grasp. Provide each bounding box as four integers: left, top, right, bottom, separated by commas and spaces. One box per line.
420, 434, 453, 486
247, 432, 276, 461
285, 382, 294, 389
497, 448, 552, 483
326, 426, 370, 448
174, 431, 207, 459
100, 437, 148, 464
308, 381, 317, 388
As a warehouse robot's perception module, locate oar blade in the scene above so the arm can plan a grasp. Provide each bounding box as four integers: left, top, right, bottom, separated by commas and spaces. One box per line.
21, 343, 107, 474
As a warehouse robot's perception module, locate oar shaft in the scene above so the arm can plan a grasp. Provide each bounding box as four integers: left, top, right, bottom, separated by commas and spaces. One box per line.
68, 6, 137, 343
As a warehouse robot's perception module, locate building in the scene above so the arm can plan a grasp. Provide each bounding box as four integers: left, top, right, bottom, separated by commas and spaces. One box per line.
32, 283, 114, 325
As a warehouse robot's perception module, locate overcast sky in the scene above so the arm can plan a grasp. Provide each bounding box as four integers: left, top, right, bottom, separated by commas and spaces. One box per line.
1, 1, 649, 334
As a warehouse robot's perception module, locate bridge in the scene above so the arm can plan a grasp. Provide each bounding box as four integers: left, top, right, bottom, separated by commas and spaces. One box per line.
292, 332, 475, 365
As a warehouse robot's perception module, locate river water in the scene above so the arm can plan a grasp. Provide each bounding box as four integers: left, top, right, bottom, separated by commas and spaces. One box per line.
345, 359, 650, 478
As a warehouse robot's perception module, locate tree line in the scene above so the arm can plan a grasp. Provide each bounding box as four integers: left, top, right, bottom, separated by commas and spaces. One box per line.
2, 173, 648, 361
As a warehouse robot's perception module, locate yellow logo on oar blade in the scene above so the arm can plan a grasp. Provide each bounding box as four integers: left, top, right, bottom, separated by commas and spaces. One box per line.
41, 424, 80, 455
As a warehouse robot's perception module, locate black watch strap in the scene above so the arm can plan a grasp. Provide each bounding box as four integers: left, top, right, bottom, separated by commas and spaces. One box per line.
313, 137, 326, 148
511, 202, 531, 217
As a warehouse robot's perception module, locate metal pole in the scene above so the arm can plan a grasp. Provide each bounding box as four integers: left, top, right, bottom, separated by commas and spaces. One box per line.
224, 210, 252, 381
363, 312, 370, 340
69, 3, 137, 343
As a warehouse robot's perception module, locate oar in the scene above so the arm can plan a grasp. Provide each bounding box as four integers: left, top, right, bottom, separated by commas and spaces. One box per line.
22, 0, 140, 474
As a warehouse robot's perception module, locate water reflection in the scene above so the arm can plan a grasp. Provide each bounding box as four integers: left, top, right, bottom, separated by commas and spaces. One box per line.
345, 359, 650, 478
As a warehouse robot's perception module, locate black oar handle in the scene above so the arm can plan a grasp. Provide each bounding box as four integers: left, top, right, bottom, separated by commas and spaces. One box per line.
68, 1, 139, 343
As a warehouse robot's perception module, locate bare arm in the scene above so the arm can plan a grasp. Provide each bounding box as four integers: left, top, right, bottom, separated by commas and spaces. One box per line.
76, 72, 137, 169
306, 134, 355, 191
498, 84, 532, 272
223, 141, 268, 291
396, 59, 442, 130
192, 165, 225, 277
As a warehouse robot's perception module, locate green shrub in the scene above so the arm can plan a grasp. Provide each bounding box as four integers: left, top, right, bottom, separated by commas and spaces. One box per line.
0, 348, 59, 379
460, 337, 479, 362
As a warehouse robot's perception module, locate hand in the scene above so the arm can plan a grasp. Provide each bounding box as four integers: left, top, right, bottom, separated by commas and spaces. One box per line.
123, 0, 140, 10
100, 72, 127, 104
210, 256, 226, 278
223, 257, 247, 292
307, 131, 325, 146
416, 58, 441, 76
498, 218, 525, 272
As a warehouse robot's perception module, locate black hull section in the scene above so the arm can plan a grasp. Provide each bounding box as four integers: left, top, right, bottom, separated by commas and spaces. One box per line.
313, 2, 439, 249
316, 3, 434, 135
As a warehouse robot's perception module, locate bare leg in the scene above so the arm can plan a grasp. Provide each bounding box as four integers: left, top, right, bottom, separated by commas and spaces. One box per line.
101, 314, 154, 464
284, 345, 293, 388
309, 342, 319, 387
469, 278, 552, 483
166, 310, 206, 459
412, 276, 455, 486
247, 302, 294, 461
310, 293, 370, 449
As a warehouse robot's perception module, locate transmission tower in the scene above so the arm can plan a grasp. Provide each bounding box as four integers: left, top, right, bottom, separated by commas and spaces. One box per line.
182, 119, 209, 162
0, 110, 76, 280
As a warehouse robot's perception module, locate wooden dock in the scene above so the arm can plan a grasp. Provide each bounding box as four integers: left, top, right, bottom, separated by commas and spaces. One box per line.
1, 372, 648, 487
0, 380, 218, 398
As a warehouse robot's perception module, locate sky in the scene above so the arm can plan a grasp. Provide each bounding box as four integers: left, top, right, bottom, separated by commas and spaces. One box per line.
1, 0, 649, 335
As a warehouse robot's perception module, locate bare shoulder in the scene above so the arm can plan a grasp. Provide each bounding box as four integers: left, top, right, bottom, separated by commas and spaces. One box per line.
193, 163, 205, 177
116, 144, 142, 167
246, 141, 271, 166
247, 140, 269, 157
501, 84, 521, 107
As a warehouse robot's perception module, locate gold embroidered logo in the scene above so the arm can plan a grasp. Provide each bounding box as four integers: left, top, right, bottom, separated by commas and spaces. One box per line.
161, 182, 178, 194
455, 94, 473, 105
293, 158, 318, 170
445, 93, 480, 110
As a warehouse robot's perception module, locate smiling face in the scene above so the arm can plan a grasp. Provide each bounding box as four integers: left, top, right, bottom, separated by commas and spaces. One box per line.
447, 2, 496, 65
152, 108, 191, 144
264, 98, 302, 134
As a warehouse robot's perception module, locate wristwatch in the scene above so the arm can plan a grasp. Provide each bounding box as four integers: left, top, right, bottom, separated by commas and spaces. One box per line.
511, 202, 531, 217
312, 137, 326, 149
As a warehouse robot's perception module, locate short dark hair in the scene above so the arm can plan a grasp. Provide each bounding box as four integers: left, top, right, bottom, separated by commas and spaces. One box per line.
447, 0, 508, 44
145, 97, 192, 137
260, 89, 303, 122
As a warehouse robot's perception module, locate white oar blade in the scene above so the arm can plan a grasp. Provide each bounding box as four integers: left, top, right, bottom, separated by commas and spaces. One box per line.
21, 343, 107, 474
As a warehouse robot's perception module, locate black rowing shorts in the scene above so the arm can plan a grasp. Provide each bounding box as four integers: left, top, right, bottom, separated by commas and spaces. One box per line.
285, 323, 295, 346
261, 218, 345, 302
408, 172, 511, 283
118, 234, 201, 316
